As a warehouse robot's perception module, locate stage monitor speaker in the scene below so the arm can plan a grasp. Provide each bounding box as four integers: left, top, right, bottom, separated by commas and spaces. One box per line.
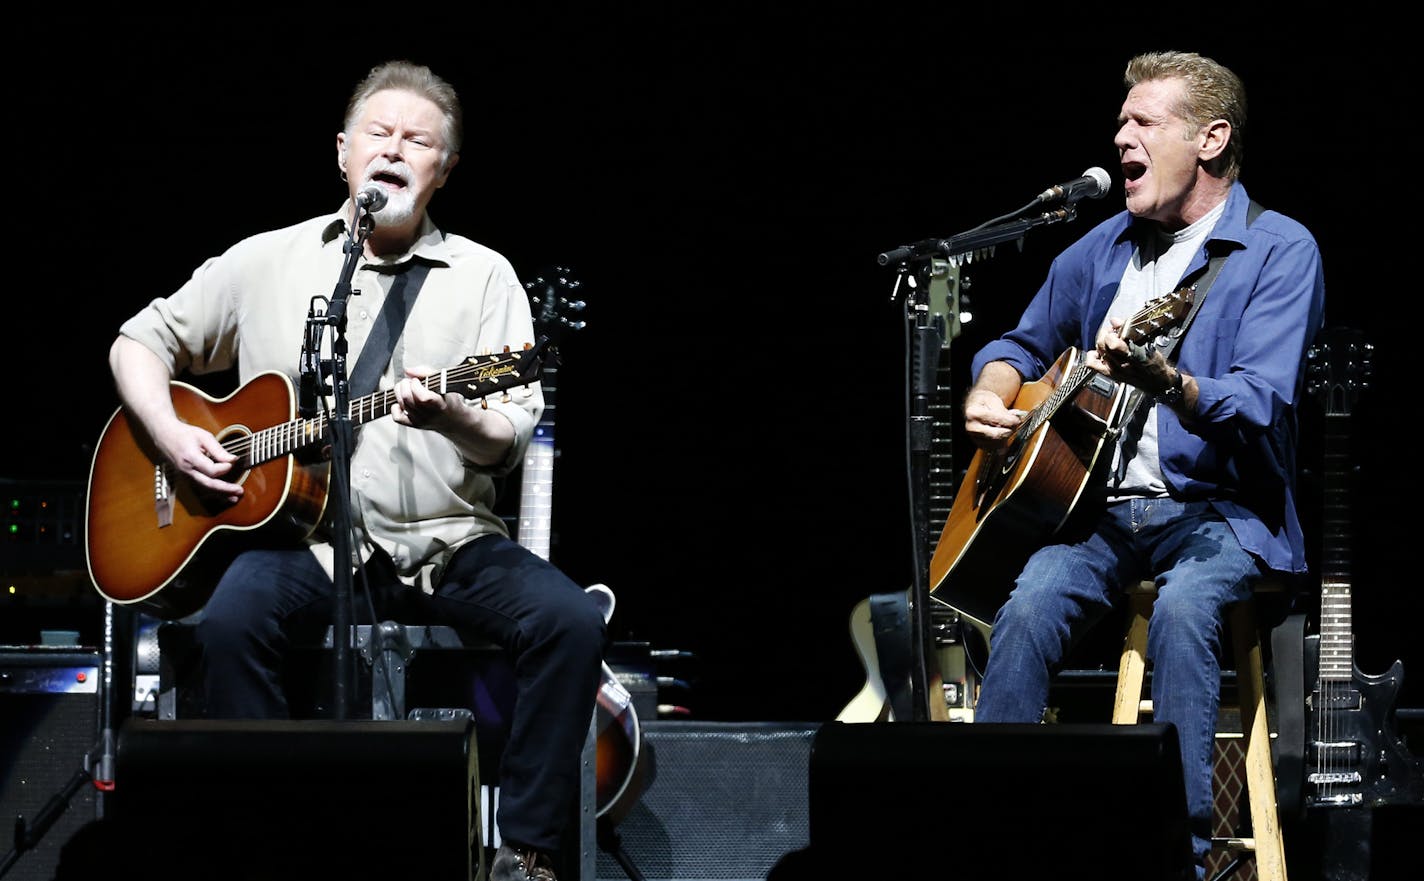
55, 718, 481, 881
0, 650, 102, 881
597, 720, 816, 881
770, 721, 1196, 881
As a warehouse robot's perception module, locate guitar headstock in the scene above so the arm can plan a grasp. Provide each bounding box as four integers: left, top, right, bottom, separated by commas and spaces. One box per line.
1120, 285, 1195, 346
929, 258, 971, 348
1306, 326, 1373, 417
448, 337, 552, 404
524, 265, 587, 349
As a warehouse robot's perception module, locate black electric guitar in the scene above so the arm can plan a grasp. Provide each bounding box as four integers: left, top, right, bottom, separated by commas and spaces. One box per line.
1297, 327, 1422, 813
517, 267, 653, 826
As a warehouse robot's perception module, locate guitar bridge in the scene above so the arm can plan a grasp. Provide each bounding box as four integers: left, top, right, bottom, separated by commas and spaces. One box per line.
154, 465, 173, 528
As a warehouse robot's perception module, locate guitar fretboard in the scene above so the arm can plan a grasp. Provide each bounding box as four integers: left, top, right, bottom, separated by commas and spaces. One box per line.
217, 351, 535, 469
518, 364, 557, 561
1317, 412, 1355, 682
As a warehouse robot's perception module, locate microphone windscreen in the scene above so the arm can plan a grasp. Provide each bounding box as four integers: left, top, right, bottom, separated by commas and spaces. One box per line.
1082, 167, 1112, 198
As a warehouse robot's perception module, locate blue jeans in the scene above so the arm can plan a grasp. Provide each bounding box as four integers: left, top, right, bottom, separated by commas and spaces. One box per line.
193, 534, 606, 853
973, 498, 1261, 874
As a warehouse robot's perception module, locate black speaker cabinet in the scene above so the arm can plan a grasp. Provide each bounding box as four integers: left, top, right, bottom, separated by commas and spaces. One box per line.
597, 720, 817, 881
58, 718, 481, 881
0, 650, 102, 881
771, 721, 1196, 881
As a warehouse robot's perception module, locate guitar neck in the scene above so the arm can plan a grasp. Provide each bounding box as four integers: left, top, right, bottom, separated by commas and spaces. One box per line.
228, 363, 518, 469
928, 356, 956, 534
517, 364, 557, 561
1317, 411, 1354, 682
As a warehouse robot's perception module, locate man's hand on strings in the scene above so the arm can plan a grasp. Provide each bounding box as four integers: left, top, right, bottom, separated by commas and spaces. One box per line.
963, 388, 1026, 450
1090, 317, 1175, 395
155, 419, 243, 504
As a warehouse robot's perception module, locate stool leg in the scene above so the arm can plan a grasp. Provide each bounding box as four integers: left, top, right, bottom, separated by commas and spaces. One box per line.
1231, 601, 1288, 881
1113, 583, 1155, 724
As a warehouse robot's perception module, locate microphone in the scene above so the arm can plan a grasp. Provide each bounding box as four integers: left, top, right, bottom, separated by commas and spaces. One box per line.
355, 185, 388, 212
1036, 166, 1112, 203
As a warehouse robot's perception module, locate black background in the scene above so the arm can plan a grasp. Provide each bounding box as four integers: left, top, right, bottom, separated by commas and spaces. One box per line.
6, 8, 1417, 722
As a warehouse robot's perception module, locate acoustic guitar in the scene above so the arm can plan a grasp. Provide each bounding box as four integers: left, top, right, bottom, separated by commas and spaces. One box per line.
927, 286, 1194, 632
85, 340, 549, 619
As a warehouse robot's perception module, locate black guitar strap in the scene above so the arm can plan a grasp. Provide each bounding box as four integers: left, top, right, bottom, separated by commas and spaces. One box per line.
1113, 200, 1266, 475
1151, 198, 1266, 363
348, 260, 432, 398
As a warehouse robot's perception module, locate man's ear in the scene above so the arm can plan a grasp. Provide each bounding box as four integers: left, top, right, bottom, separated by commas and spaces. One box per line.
336, 133, 349, 176
1199, 119, 1230, 163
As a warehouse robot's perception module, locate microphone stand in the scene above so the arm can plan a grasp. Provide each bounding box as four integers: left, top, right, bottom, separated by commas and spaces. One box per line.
902, 259, 944, 722
315, 204, 376, 720
879, 203, 1082, 722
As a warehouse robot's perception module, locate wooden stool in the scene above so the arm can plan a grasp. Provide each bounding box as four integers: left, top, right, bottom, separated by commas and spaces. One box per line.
1112, 580, 1288, 881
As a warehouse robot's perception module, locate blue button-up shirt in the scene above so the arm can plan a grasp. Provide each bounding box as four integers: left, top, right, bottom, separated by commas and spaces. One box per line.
970, 184, 1326, 573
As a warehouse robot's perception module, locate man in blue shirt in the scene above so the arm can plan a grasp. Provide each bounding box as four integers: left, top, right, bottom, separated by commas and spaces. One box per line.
961, 51, 1325, 876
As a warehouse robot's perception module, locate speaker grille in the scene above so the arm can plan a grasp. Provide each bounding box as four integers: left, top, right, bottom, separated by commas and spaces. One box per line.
597, 720, 815, 881
0, 689, 101, 881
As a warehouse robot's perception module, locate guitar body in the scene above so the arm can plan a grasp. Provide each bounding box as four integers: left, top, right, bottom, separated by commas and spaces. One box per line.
1301, 633, 1424, 810
929, 346, 1125, 630
594, 660, 654, 824
836, 597, 895, 723
86, 373, 329, 618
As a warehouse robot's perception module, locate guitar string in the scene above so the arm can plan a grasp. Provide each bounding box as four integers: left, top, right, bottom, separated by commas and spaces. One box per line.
210, 354, 535, 465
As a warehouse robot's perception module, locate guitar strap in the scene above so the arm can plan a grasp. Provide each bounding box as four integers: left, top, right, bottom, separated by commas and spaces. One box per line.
348, 259, 433, 398
1112, 200, 1265, 477
1149, 198, 1266, 364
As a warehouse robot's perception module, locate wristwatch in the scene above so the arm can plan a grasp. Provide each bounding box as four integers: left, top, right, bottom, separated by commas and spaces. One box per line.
1157, 369, 1185, 407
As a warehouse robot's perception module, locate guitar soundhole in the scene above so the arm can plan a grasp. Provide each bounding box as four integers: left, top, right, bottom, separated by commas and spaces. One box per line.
214, 426, 256, 485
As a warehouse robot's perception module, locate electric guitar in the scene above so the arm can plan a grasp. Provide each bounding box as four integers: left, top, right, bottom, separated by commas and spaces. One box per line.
518, 266, 652, 826
1297, 327, 1422, 812
85, 340, 550, 619
839, 259, 984, 722
927, 285, 1194, 632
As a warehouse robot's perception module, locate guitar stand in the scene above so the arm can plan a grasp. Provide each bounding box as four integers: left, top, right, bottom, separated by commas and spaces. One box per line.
596, 818, 646, 881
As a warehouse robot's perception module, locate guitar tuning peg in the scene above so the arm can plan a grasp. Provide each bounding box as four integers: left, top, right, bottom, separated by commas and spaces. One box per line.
500, 393, 511, 403
502, 344, 511, 353
479, 399, 490, 410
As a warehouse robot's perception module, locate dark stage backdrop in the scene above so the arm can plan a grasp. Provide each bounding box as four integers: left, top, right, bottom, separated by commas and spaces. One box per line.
7, 9, 1417, 726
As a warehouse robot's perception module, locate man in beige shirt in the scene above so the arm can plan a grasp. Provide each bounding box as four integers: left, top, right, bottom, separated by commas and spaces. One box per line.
108, 60, 601, 881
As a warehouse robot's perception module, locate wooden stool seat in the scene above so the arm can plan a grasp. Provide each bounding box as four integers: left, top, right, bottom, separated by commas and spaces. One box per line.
1112, 580, 1288, 881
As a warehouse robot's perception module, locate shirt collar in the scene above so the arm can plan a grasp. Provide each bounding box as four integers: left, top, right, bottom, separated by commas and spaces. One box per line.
319, 202, 452, 269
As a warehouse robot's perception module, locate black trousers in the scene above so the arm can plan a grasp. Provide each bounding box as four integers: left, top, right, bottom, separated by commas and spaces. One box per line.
192, 533, 606, 852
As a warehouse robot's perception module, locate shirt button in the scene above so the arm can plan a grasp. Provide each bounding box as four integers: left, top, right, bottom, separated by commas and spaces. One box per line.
361, 469, 371, 479
359, 310, 369, 319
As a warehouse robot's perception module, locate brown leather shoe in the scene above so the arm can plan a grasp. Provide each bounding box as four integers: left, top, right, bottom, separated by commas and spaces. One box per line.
490, 843, 557, 881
